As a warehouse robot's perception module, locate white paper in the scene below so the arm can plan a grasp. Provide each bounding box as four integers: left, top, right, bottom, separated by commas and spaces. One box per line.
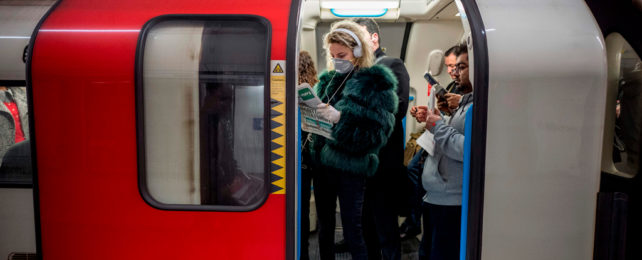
428, 86, 436, 110
297, 83, 322, 107
297, 83, 334, 140
416, 131, 435, 156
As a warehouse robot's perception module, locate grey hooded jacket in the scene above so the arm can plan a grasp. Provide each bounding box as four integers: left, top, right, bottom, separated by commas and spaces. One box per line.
421, 93, 473, 206
0, 87, 29, 166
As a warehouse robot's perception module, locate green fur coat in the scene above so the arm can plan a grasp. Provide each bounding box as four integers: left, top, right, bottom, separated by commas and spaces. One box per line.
309, 65, 398, 177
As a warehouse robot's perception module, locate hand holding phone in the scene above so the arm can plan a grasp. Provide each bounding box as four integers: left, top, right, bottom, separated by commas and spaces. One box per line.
411, 105, 428, 122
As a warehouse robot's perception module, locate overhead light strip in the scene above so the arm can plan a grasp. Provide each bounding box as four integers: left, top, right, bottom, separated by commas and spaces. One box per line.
321, 1, 398, 9
331, 8, 389, 17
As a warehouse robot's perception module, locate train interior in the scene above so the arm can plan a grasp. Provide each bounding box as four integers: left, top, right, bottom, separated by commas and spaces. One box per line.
300, 0, 465, 140
0, 0, 641, 259
297, 0, 466, 258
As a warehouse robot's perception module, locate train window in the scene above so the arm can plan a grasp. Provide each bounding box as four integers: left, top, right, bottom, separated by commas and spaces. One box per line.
602, 33, 642, 178
138, 17, 270, 210
0, 86, 32, 185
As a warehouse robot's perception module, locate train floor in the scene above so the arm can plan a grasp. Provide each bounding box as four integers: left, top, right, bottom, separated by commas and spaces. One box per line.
305, 214, 421, 259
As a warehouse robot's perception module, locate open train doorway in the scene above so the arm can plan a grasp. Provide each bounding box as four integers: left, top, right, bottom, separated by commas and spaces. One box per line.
295, 1, 483, 259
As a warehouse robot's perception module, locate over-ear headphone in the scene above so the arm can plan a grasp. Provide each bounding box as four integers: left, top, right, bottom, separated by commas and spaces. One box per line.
332, 28, 363, 58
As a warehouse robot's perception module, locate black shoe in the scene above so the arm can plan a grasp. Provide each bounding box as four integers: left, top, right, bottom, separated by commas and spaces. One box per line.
399, 223, 421, 240
334, 239, 349, 253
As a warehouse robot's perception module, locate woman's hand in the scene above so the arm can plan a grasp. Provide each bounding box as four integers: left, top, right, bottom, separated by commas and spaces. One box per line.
317, 103, 341, 123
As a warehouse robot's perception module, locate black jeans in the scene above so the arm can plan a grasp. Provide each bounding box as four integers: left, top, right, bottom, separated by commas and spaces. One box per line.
419, 203, 462, 260
300, 159, 317, 260
363, 171, 402, 260
314, 167, 367, 260
401, 150, 428, 234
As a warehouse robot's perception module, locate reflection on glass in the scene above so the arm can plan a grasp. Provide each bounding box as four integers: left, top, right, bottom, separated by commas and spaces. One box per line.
0, 86, 31, 183
143, 19, 267, 207
613, 41, 642, 175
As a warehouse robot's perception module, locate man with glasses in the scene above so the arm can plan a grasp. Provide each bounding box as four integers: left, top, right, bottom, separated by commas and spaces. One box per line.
417, 43, 472, 260
402, 44, 466, 241
444, 45, 464, 94
438, 45, 465, 115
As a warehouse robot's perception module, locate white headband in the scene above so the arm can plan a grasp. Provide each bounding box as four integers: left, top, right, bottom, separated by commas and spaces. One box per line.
332, 28, 363, 58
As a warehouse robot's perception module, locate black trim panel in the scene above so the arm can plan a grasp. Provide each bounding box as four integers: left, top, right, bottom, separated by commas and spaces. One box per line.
135, 14, 272, 212
400, 22, 412, 62
26, 1, 63, 259
0, 80, 27, 86
0, 182, 32, 189
459, 0, 489, 260
286, 1, 301, 260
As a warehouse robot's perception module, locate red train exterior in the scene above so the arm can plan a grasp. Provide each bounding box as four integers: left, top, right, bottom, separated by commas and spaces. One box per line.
30, 0, 298, 259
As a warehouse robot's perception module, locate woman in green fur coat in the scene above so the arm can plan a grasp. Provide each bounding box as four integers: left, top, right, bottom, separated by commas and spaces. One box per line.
309, 20, 398, 260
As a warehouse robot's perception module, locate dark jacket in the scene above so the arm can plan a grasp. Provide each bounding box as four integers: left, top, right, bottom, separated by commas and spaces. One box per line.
309, 65, 398, 177
445, 80, 461, 94
373, 48, 410, 174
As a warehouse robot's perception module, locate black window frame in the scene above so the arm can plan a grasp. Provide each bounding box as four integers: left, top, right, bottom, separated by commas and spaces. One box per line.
135, 14, 272, 212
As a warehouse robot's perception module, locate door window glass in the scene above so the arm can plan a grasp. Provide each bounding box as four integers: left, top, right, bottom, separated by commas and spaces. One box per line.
139, 17, 270, 209
0, 86, 31, 184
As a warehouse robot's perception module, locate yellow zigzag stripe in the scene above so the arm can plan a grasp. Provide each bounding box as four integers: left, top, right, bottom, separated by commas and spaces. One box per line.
272, 154, 285, 170
270, 89, 285, 194
273, 103, 285, 114
272, 179, 285, 194
272, 135, 285, 148
272, 145, 286, 158
272, 167, 285, 179
271, 123, 286, 192
272, 114, 285, 126
273, 125, 285, 137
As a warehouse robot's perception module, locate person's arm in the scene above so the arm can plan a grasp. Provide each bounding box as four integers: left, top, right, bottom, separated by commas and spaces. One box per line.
425, 109, 465, 162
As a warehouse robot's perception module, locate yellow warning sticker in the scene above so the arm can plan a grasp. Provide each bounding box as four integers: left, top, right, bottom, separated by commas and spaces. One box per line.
270, 60, 286, 194
270, 60, 286, 103
271, 76, 285, 102
271, 60, 285, 75
273, 63, 284, 73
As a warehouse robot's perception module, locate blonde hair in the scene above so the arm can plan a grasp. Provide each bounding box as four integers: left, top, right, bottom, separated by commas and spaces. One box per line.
323, 20, 374, 70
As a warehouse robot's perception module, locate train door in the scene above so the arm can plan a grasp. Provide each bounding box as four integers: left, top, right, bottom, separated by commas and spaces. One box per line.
30, 0, 299, 259
470, 0, 606, 259
0, 1, 55, 259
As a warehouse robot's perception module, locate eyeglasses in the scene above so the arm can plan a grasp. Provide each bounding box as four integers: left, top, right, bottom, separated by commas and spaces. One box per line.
454, 64, 468, 72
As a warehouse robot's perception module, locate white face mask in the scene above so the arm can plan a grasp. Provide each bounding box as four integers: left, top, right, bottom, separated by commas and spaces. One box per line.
332, 58, 354, 74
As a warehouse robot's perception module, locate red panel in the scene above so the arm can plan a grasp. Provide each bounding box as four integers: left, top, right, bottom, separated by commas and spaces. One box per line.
31, 0, 291, 258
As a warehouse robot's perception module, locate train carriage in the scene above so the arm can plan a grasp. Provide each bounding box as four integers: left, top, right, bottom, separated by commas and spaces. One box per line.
0, 0, 641, 259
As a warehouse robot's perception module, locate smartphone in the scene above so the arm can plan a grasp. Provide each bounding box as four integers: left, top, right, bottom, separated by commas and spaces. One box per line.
423, 72, 439, 86
433, 84, 447, 101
